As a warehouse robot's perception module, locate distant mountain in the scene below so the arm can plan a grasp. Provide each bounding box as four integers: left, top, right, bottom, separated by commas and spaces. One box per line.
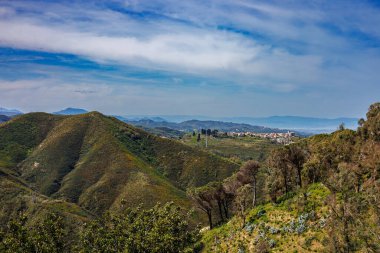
127, 115, 358, 133
225, 116, 358, 132
0, 107, 23, 116
124, 118, 294, 134
121, 116, 168, 122
0, 115, 11, 123
53, 107, 88, 115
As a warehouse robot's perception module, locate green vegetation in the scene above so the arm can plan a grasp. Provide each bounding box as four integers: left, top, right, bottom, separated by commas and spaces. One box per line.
0, 112, 237, 219
0, 203, 201, 253
201, 183, 330, 252
78, 202, 200, 253
199, 102, 380, 252
181, 133, 278, 163
1, 102, 380, 252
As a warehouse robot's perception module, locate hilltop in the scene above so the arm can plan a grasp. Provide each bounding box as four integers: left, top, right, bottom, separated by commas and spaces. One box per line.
0, 112, 238, 219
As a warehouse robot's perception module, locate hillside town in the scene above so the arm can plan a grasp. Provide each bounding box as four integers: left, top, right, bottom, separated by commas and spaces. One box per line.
226, 131, 296, 144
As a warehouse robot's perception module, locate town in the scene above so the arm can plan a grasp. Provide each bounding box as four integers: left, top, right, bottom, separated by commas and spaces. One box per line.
225, 131, 296, 144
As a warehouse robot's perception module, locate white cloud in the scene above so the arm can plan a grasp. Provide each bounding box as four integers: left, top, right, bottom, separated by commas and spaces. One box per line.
0, 0, 379, 117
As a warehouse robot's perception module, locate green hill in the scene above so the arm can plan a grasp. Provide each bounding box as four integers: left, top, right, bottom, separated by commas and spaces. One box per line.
0, 167, 90, 227
0, 112, 238, 216
200, 103, 380, 252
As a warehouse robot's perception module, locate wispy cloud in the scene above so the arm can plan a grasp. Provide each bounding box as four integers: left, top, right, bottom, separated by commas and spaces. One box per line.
0, 0, 379, 117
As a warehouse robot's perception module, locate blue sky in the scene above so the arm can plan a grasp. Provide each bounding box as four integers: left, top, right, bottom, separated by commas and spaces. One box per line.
0, 0, 379, 117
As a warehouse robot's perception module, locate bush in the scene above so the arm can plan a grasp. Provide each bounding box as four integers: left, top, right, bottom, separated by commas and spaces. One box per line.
78, 202, 200, 253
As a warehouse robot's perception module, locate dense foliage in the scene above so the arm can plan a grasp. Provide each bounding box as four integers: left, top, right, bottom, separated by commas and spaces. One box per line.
200, 102, 380, 252
0, 203, 200, 253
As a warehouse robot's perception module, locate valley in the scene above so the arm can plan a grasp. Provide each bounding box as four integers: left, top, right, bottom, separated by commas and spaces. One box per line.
1, 103, 378, 252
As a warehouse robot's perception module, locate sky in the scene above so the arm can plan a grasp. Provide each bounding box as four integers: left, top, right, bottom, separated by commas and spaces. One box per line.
0, 0, 379, 118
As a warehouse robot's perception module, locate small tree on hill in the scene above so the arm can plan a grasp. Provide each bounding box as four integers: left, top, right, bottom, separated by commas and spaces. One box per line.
236, 160, 260, 206
187, 187, 214, 229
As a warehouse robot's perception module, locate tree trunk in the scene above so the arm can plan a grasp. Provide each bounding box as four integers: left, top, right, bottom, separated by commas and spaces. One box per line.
207, 211, 213, 229
217, 200, 224, 222
222, 201, 229, 219
240, 203, 246, 228
252, 177, 257, 207
284, 171, 288, 194
297, 167, 302, 188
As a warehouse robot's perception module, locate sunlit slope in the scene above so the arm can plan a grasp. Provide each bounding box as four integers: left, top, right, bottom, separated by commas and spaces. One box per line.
0, 167, 90, 227
0, 112, 238, 214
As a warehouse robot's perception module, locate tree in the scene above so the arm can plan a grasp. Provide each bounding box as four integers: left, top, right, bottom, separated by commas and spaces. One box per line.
187, 187, 214, 229
221, 176, 241, 219
287, 145, 307, 188
207, 181, 227, 223
236, 160, 260, 206
0, 212, 68, 253
267, 148, 293, 195
211, 129, 219, 137
234, 185, 252, 228
78, 202, 200, 253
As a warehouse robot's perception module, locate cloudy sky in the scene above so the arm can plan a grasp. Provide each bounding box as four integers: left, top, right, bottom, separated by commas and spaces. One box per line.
0, 0, 379, 117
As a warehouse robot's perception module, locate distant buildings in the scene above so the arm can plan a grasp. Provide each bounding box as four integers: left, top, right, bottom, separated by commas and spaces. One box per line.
225, 131, 295, 144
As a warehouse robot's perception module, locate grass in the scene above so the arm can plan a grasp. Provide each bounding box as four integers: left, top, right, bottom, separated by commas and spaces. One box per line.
0, 167, 91, 227
201, 183, 331, 252
180, 133, 279, 164
0, 112, 237, 223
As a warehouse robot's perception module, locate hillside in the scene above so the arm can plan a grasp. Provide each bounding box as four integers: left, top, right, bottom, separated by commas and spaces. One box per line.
200, 102, 380, 252
202, 183, 330, 252
0, 112, 238, 216
0, 167, 90, 227
181, 133, 279, 163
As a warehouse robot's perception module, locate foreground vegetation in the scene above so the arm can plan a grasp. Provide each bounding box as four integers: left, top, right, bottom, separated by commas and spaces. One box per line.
0, 102, 379, 252
0, 203, 200, 253
196, 102, 380, 252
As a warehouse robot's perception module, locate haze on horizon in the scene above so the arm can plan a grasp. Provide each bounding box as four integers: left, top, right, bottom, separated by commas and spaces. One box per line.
0, 0, 379, 118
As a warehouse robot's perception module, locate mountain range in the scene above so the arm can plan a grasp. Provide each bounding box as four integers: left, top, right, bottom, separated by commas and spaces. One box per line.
0, 112, 237, 223
0, 107, 359, 134
124, 118, 292, 134
0, 107, 23, 116
0, 115, 10, 123
124, 115, 358, 133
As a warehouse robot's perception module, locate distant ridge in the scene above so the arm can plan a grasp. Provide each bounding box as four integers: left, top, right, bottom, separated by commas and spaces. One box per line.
124, 118, 295, 134
53, 107, 88, 115
126, 115, 359, 133
0, 114, 11, 123
0, 107, 23, 116
226, 115, 359, 131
